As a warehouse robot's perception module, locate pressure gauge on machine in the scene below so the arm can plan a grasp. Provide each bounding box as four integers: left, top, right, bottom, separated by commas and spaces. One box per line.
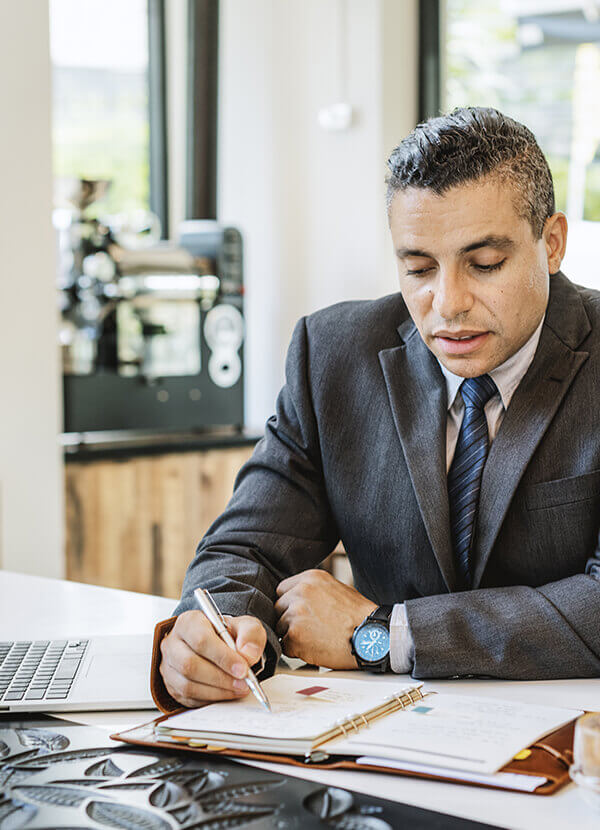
204, 304, 244, 388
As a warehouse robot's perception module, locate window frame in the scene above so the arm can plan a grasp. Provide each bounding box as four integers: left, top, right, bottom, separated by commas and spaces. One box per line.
419, 0, 442, 122
148, 0, 170, 237
186, 0, 219, 220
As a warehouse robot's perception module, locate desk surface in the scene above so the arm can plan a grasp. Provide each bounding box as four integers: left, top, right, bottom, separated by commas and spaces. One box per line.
2, 570, 598, 830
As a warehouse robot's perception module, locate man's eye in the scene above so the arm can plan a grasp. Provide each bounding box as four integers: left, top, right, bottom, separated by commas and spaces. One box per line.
473, 259, 506, 272
405, 267, 433, 276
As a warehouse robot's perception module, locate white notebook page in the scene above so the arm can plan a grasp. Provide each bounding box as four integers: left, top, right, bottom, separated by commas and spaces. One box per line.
356, 756, 548, 793
160, 675, 416, 741
333, 692, 581, 773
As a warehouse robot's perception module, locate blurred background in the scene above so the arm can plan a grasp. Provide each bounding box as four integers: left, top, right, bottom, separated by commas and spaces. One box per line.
0, 0, 598, 597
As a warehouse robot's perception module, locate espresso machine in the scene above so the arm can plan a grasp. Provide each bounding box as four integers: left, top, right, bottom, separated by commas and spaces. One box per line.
56, 180, 245, 435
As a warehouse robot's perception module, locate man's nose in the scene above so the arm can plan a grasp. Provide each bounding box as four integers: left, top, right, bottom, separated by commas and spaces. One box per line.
431, 267, 473, 320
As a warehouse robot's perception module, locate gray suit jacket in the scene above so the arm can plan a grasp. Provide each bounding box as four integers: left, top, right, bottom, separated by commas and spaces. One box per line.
175, 272, 600, 680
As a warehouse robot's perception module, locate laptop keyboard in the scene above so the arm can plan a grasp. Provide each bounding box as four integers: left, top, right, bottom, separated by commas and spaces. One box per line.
0, 640, 89, 702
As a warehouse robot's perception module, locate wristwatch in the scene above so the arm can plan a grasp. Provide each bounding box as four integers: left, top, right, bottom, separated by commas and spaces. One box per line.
351, 605, 393, 673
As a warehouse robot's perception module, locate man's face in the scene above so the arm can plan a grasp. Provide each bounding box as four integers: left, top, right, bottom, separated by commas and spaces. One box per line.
388, 177, 551, 377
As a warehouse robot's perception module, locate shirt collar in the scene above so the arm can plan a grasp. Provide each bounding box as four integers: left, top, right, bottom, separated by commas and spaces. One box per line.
438, 316, 545, 411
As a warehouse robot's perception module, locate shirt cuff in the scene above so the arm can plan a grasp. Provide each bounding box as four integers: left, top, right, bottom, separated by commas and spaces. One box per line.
389, 603, 414, 674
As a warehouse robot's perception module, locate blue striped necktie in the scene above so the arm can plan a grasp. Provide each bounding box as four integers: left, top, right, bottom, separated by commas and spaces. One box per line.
448, 374, 498, 589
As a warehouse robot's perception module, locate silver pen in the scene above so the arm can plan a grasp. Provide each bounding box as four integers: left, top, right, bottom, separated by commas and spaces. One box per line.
194, 587, 272, 713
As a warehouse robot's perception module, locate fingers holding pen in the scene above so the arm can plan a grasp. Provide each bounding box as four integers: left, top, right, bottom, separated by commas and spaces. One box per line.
178, 611, 251, 679
226, 614, 267, 666
159, 611, 251, 707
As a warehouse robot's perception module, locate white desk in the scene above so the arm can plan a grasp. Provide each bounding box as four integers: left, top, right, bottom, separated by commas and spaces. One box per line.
2, 570, 599, 829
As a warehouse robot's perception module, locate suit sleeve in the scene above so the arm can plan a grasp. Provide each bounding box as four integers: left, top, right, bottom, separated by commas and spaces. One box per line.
404, 533, 600, 679
171, 317, 340, 675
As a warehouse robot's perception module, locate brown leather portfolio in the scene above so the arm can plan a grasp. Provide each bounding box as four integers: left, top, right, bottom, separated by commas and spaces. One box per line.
112, 714, 576, 796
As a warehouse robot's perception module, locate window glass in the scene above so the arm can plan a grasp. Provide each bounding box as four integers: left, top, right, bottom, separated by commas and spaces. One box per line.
444, 0, 600, 286
50, 0, 150, 215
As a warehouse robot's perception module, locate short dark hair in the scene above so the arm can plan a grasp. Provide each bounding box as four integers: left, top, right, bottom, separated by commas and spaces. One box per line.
386, 107, 555, 238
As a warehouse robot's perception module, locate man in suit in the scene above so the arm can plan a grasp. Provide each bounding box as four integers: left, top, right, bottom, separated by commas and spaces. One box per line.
154, 107, 600, 711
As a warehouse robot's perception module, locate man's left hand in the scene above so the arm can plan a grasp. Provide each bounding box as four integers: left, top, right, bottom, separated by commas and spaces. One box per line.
274, 570, 377, 669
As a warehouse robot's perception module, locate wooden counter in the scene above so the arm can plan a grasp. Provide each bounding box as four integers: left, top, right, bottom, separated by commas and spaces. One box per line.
65, 438, 258, 597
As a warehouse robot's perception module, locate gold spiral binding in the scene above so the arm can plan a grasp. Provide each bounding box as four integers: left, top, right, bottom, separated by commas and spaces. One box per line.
407, 687, 423, 704
392, 692, 408, 709
346, 716, 360, 734
308, 683, 427, 756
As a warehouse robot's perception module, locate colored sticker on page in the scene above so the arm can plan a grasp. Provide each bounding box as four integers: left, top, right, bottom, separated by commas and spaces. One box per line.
296, 686, 329, 696
295, 685, 358, 704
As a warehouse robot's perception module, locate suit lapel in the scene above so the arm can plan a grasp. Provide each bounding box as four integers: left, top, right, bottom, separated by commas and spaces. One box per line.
471, 273, 591, 587
379, 321, 456, 591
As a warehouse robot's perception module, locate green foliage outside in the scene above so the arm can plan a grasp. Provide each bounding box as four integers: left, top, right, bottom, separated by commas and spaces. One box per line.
545, 156, 569, 215
584, 163, 600, 219
52, 67, 149, 217
53, 121, 149, 216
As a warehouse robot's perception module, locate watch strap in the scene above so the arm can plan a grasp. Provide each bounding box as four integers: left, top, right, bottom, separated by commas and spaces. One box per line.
368, 605, 393, 624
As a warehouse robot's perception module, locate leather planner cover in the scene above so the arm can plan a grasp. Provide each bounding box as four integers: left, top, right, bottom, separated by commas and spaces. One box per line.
113, 714, 576, 796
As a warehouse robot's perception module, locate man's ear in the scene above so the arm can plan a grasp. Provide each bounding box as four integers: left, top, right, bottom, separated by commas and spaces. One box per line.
543, 212, 568, 276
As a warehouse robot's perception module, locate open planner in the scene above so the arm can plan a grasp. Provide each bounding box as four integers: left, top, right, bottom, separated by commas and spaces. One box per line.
114, 674, 584, 796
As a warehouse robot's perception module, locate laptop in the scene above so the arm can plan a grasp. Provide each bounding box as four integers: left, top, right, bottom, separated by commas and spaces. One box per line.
0, 634, 155, 712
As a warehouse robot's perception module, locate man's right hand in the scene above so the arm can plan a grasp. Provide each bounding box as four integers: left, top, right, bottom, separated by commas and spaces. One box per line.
159, 610, 267, 708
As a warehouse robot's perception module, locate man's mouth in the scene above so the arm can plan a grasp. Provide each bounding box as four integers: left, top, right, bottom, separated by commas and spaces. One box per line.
445, 335, 477, 340
434, 331, 490, 355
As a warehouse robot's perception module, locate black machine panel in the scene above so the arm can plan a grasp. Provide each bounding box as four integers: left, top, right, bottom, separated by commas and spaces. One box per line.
59, 213, 245, 435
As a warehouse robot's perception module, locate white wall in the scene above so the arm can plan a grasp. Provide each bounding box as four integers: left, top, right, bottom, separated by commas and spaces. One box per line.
562, 221, 600, 291
0, 2, 64, 576
218, 0, 418, 428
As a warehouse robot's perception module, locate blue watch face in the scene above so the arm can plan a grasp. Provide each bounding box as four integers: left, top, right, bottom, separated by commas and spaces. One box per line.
354, 622, 390, 662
